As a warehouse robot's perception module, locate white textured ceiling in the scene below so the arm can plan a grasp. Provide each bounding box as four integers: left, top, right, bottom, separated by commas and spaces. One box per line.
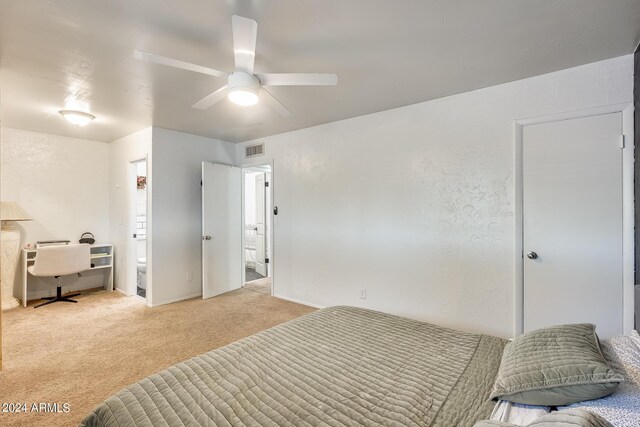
1, 0, 639, 143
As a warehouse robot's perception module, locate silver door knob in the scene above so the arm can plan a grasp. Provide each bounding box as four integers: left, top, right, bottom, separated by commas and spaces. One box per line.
203, 235, 212, 240
526, 251, 538, 260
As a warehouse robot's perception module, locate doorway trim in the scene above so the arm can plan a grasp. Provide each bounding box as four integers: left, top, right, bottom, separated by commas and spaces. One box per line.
241, 160, 275, 296
128, 157, 150, 303
513, 102, 634, 337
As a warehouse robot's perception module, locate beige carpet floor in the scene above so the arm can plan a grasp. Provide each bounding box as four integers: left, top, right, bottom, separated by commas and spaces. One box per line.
244, 277, 272, 294
0, 289, 315, 427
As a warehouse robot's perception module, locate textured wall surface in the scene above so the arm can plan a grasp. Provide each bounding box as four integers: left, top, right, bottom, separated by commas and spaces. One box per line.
237, 55, 634, 338
1, 127, 110, 299
151, 128, 236, 306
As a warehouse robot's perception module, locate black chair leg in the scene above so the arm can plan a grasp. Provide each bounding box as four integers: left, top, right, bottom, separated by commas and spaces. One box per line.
34, 298, 61, 308
34, 286, 80, 308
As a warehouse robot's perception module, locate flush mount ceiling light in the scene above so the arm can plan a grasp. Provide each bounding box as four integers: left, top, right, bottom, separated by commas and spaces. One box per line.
58, 110, 95, 126
134, 15, 337, 117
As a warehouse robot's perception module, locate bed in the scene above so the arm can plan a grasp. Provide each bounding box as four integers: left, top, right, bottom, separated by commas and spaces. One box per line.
81, 306, 507, 426
81, 307, 639, 427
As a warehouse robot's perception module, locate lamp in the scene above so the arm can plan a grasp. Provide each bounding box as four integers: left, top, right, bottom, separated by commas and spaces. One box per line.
1, 202, 32, 310
58, 110, 95, 126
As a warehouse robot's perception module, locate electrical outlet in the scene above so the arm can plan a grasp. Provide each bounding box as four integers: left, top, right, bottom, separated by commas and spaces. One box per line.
360, 288, 366, 299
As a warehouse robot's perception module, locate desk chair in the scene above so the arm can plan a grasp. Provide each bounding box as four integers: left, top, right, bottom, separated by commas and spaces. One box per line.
28, 244, 91, 308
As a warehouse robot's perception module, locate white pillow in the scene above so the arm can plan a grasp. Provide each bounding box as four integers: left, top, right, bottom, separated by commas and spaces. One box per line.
490, 400, 550, 426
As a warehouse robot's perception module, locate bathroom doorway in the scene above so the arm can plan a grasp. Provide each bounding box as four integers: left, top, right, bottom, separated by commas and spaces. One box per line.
243, 165, 272, 295
129, 159, 148, 300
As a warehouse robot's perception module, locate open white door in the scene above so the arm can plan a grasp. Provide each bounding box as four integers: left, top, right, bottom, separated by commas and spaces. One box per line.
202, 162, 242, 299
255, 173, 267, 277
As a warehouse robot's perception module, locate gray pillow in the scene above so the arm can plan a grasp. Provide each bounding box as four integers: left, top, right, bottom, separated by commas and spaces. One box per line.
490, 324, 623, 406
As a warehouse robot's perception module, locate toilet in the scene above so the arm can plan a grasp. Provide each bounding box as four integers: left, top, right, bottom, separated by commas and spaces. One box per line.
137, 257, 146, 290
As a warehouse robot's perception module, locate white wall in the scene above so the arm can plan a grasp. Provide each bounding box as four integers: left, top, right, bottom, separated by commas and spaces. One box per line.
1, 127, 110, 299
237, 55, 634, 338
151, 128, 236, 306
109, 127, 152, 297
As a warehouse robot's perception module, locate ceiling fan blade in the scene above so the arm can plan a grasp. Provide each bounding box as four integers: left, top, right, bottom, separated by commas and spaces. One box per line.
260, 89, 291, 117
257, 73, 338, 86
192, 85, 229, 110
232, 15, 258, 74
134, 50, 228, 79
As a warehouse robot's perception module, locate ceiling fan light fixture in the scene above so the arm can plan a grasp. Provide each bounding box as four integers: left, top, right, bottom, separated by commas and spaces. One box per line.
228, 89, 259, 106
58, 109, 95, 126
227, 71, 260, 106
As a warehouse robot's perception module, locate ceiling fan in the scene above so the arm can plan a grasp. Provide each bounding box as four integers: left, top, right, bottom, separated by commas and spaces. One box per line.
134, 15, 337, 117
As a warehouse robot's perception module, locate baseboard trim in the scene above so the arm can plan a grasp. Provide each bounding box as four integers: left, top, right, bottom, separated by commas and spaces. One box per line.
272, 294, 325, 309
148, 292, 202, 307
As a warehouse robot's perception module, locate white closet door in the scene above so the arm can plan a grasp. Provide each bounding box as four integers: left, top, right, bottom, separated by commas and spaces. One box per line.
202, 162, 242, 299
522, 113, 623, 338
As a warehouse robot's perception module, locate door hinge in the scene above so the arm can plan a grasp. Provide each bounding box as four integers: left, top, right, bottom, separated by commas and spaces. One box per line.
265, 258, 270, 264
620, 135, 626, 149
265, 181, 269, 187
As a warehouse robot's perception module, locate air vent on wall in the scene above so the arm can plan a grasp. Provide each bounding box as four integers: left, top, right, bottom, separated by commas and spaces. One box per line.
245, 143, 264, 158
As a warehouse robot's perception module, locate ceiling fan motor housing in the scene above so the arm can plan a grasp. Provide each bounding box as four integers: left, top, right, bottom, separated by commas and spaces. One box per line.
228, 72, 260, 92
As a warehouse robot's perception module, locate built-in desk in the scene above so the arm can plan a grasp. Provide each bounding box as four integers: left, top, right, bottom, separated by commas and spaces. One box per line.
21, 243, 114, 307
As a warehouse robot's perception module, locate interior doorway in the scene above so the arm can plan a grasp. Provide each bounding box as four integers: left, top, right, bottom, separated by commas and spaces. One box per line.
243, 165, 272, 295
129, 159, 148, 300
